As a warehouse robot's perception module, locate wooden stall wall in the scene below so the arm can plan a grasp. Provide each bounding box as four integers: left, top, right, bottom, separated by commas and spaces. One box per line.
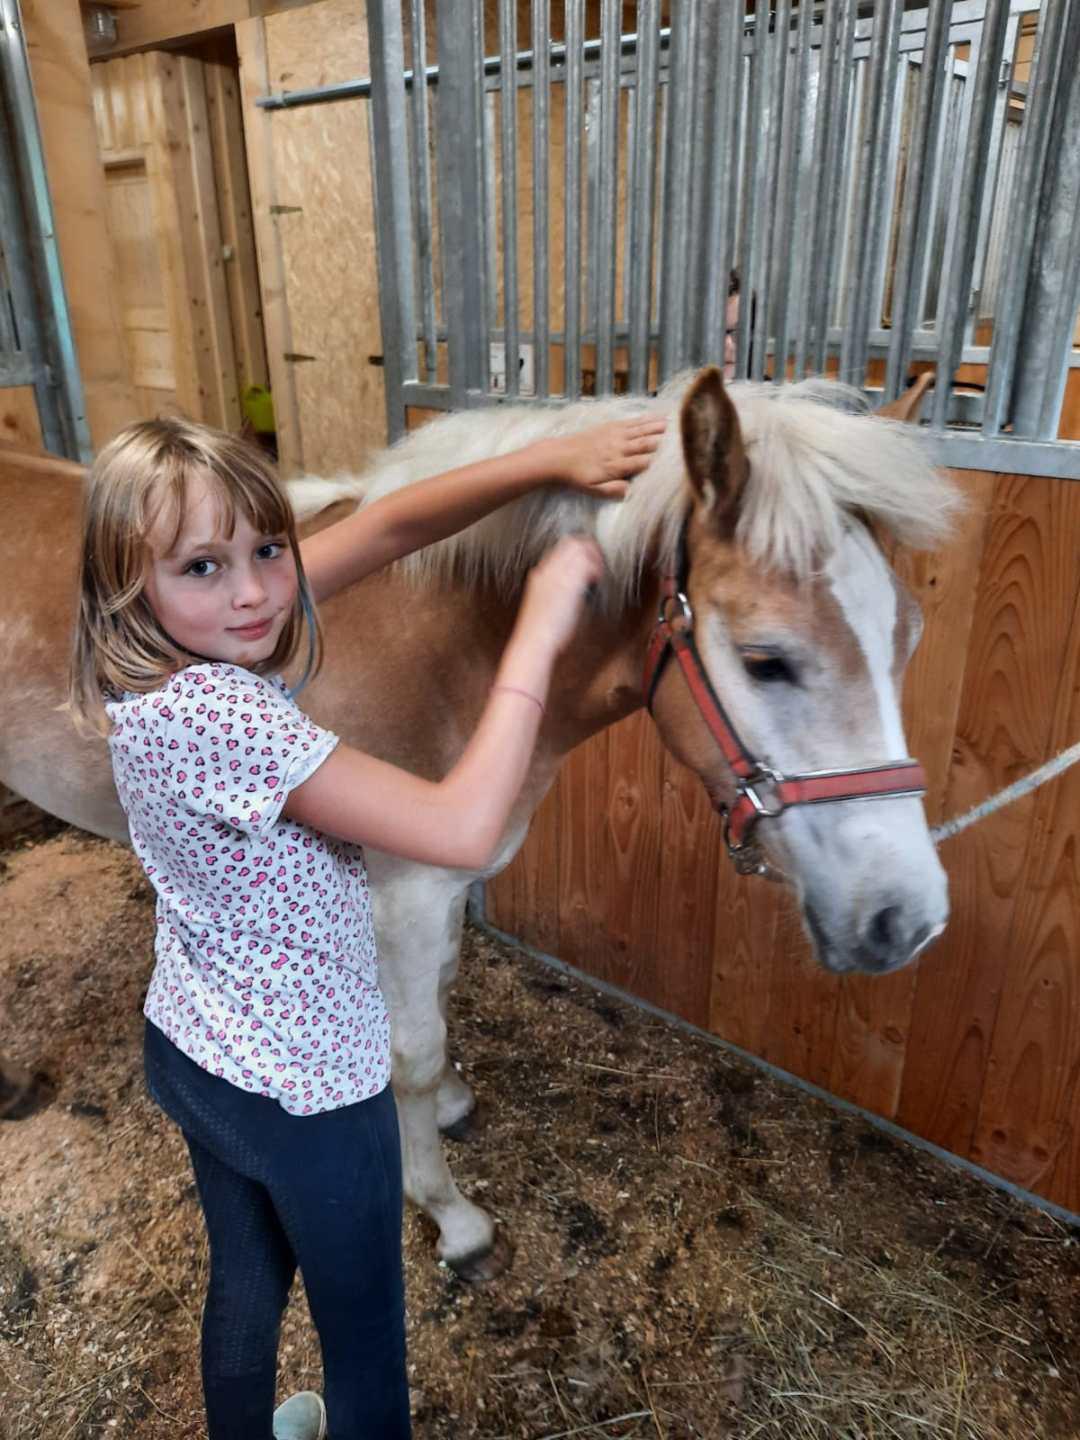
487, 466, 1080, 1217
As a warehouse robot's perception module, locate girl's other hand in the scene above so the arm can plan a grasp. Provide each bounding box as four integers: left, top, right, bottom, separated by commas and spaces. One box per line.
517, 536, 605, 657
550, 416, 666, 498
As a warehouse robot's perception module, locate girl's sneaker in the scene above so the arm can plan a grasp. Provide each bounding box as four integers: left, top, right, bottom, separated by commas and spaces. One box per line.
273, 1391, 327, 1440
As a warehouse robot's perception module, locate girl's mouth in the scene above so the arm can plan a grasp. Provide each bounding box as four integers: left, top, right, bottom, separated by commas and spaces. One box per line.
229, 618, 274, 640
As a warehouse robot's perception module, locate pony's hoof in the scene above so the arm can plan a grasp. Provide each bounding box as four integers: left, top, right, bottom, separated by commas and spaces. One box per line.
439, 1102, 482, 1142
446, 1227, 514, 1285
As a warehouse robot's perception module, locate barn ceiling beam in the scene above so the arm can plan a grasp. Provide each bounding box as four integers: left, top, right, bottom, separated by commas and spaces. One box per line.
83, 0, 328, 58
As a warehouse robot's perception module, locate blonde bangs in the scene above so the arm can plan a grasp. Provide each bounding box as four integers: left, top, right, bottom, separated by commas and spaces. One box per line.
68, 417, 322, 736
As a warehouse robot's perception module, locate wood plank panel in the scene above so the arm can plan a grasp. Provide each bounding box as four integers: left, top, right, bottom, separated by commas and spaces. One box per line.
898, 473, 1080, 1158
969, 567, 1080, 1203
486, 784, 561, 958
658, 750, 725, 1032
597, 713, 665, 1000
556, 734, 614, 982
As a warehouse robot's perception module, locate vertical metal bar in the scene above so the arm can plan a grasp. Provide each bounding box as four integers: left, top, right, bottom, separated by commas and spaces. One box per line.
772, 0, 813, 383
365, 0, 419, 438
970, 14, 1019, 328
685, 0, 719, 364
532, 0, 551, 398
935, 25, 982, 334
930, 0, 1011, 430
983, 0, 1071, 434
564, 0, 584, 396
658, 0, 698, 381
585, 78, 600, 349
628, 0, 660, 394
840, 0, 903, 385
885, 0, 951, 402
593, 0, 620, 395
498, 0, 520, 397
810, 0, 856, 376
798, 0, 837, 375
483, 95, 499, 344
435, 0, 488, 404
753, 0, 792, 382
867, 52, 908, 345
1011, 4, 1080, 439
736, 8, 769, 380
703, 0, 745, 364
654, 75, 670, 339
622, 83, 636, 341
915, 49, 959, 329
408, 0, 437, 380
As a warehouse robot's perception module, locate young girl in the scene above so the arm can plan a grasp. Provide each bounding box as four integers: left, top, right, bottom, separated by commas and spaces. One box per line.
68, 412, 663, 1440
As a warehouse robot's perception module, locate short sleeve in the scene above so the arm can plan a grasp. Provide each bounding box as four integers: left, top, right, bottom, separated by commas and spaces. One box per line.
149, 665, 338, 839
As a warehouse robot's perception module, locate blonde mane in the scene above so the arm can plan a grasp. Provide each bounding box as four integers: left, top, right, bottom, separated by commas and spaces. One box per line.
289, 375, 961, 602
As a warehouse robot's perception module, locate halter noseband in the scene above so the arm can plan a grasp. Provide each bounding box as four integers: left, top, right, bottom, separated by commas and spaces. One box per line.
642, 522, 927, 875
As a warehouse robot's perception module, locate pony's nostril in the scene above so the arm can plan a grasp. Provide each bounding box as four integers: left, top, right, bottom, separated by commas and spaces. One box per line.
869, 904, 900, 953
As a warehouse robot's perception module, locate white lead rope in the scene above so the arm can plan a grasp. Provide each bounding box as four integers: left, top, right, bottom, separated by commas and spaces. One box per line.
930, 739, 1080, 846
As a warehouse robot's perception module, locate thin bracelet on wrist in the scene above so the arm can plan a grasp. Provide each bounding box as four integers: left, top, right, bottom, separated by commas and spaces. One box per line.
492, 684, 545, 717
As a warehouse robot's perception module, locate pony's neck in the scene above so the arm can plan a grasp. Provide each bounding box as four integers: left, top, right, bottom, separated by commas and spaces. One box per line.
543, 571, 659, 755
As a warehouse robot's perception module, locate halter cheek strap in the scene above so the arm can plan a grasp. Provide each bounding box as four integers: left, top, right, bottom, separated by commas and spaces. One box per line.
642, 523, 927, 871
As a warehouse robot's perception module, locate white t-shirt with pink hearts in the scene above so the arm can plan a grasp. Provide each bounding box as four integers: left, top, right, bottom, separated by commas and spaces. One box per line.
106, 663, 390, 1115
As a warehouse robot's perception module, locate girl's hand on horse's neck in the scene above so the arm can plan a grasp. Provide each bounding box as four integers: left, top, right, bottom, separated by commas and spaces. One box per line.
299, 417, 665, 604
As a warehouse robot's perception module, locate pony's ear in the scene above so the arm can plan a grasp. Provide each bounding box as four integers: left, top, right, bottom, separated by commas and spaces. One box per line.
877, 371, 932, 423
680, 366, 748, 529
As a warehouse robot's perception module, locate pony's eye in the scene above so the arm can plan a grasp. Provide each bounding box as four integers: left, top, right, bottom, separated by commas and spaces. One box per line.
742, 652, 796, 685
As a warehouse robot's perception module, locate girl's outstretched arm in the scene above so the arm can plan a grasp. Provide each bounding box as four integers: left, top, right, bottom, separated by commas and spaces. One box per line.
299, 416, 664, 603
283, 537, 601, 870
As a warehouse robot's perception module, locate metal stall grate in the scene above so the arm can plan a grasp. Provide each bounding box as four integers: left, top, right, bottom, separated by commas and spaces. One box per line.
260, 2, 1080, 479
0, 0, 90, 461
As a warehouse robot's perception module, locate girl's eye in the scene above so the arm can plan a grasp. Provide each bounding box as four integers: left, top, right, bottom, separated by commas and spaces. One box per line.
186, 558, 218, 578
742, 652, 797, 686
257, 541, 285, 560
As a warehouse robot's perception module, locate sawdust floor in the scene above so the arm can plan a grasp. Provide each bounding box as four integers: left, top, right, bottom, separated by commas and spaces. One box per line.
1, 830, 1078, 1440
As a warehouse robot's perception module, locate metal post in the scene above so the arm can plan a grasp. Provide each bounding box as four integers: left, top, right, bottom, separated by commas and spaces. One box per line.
983, 0, 1073, 435
498, 0, 520, 398
627, 0, 660, 394
930, 0, 1011, 430
366, 0, 419, 438
810, 0, 857, 376
703, 0, 744, 367
435, 0, 488, 405
564, 0, 584, 395
772, 0, 814, 381
408, 0, 437, 382
1011, 4, 1080, 439
658, 0, 698, 381
840, 0, 903, 386
884, 0, 951, 402
532, 0, 551, 398
593, 0, 621, 395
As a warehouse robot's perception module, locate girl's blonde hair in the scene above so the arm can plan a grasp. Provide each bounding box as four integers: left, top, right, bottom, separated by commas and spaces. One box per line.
68, 416, 322, 735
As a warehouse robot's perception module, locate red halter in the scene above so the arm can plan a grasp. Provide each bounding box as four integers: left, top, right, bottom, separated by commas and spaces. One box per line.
642, 524, 927, 872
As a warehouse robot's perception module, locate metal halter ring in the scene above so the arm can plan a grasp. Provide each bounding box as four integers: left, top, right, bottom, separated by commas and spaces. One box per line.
736, 765, 788, 821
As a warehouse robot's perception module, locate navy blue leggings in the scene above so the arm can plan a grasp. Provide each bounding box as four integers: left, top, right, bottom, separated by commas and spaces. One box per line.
144, 1021, 411, 1439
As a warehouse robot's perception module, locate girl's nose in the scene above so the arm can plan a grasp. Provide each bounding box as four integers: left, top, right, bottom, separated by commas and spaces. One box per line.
233, 567, 268, 607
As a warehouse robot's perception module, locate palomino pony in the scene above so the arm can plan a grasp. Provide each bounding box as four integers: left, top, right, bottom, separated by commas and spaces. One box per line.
0, 369, 957, 1279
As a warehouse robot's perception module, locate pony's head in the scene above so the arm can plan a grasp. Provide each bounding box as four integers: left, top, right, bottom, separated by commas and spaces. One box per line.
638, 369, 958, 975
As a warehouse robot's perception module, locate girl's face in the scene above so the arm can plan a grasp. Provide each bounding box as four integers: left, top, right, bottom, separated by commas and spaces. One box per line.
143, 470, 298, 668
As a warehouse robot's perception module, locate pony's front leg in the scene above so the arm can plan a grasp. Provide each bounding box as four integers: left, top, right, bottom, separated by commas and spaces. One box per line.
369, 863, 510, 1282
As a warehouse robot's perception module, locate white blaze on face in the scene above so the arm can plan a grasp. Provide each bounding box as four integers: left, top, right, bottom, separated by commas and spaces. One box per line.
827, 525, 904, 757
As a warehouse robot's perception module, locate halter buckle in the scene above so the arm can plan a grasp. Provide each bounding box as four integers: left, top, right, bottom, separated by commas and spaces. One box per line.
658, 588, 693, 629
737, 764, 787, 820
